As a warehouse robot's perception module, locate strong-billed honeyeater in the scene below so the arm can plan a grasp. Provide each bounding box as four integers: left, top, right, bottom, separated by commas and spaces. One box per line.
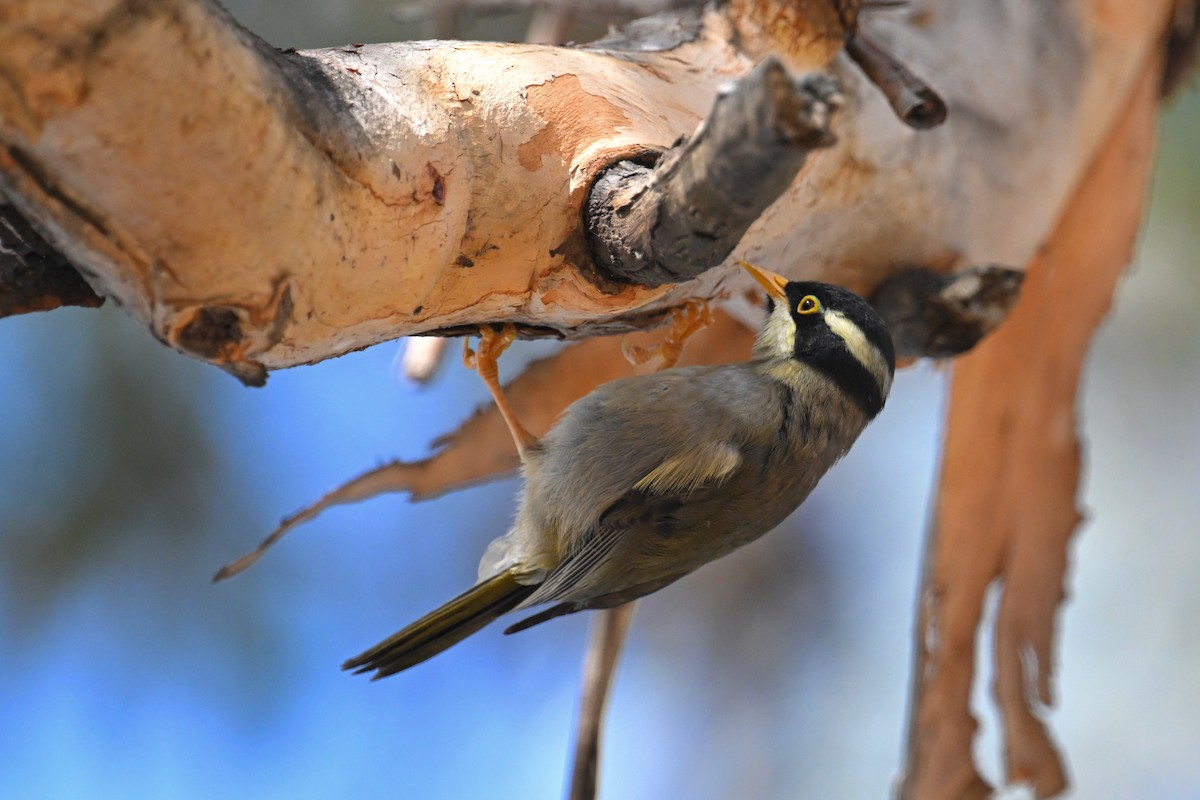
344, 261, 895, 678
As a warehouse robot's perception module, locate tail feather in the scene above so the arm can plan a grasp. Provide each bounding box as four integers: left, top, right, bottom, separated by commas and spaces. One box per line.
343, 571, 537, 679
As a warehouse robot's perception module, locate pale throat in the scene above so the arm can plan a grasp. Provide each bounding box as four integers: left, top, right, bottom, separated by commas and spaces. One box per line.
754, 303, 796, 358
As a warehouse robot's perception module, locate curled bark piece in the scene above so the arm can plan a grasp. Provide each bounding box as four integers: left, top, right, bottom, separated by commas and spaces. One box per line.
215, 309, 755, 579
587, 58, 842, 287
212, 461, 431, 581
568, 604, 635, 800
899, 49, 1161, 800
399, 336, 452, 384
844, 30, 946, 129
871, 264, 1023, 359
0, 203, 102, 316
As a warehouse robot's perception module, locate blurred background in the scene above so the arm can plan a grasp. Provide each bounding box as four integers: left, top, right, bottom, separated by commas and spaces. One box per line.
1, 3, 1197, 798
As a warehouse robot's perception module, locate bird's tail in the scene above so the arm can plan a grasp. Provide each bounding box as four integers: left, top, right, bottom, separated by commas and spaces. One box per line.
342, 570, 537, 680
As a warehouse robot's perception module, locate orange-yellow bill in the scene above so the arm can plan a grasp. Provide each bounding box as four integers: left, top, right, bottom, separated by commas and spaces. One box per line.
738, 260, 788, 301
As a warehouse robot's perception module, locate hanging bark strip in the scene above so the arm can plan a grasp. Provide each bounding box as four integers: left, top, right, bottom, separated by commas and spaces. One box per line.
899, 48, 1164, 800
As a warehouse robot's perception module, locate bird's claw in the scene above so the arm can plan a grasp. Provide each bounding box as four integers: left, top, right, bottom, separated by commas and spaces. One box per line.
623, 298, 714, 369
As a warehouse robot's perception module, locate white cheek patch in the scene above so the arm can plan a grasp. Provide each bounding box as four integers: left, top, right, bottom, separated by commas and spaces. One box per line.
825, 309, 887, 383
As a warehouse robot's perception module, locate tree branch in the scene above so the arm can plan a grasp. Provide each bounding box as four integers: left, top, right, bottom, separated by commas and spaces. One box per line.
844, 30, 946, 129
1, 0, 1176, 381
1, 3, 1184, 797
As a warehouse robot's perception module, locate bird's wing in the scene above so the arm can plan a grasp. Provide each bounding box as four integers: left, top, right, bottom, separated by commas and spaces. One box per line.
521, 512, 630, 607
631, 440, 743, 496
521, 454, 734, 608
533, 366, 775, 534
545, 438, 744, 599
518, 365, 783, 607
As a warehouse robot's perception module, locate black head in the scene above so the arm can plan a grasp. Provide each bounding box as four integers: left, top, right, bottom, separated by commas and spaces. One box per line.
782, 281, 895, 372
741, 262, 896, 417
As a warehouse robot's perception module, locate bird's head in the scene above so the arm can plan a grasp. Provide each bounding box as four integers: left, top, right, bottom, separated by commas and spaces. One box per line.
740, 260, 896, 418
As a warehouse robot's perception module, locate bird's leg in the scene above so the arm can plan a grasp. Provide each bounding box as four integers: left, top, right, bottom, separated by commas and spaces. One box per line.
463, 324, 538, 460
622, 298, 714, 369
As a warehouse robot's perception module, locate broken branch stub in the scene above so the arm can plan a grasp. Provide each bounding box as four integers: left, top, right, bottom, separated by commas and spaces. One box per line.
1, 203, 102, 317
844, 30, 947, 130
871, 265, 1024, 359
586, 57, 842, 287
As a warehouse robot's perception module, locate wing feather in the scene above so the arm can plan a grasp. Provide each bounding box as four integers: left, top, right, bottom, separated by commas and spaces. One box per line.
632, 441, 742, 496
521, 520, 626, 606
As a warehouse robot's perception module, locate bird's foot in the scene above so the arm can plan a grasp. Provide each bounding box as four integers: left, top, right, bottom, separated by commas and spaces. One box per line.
463, 324, 538, 458
622, 298, 714, 370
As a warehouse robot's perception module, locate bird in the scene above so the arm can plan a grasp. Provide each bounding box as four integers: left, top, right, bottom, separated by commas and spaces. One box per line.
343, 260, 896, 679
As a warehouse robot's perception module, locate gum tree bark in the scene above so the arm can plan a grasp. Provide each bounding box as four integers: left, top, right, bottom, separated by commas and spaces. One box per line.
0, 0, 1173, 377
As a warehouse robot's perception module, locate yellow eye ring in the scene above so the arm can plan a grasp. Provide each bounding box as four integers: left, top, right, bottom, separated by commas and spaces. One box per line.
797, 295, 821, 315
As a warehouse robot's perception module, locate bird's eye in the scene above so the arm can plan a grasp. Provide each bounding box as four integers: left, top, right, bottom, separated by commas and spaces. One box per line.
797, 295, 821, 315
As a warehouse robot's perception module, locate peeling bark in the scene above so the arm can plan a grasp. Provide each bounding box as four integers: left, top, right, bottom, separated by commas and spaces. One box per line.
900, 45, 1163, 800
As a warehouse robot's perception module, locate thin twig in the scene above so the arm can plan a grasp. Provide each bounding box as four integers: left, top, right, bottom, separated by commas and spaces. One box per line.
568, 603, 636, 800
844, 30, 946, 129
525, 1, 577, 44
